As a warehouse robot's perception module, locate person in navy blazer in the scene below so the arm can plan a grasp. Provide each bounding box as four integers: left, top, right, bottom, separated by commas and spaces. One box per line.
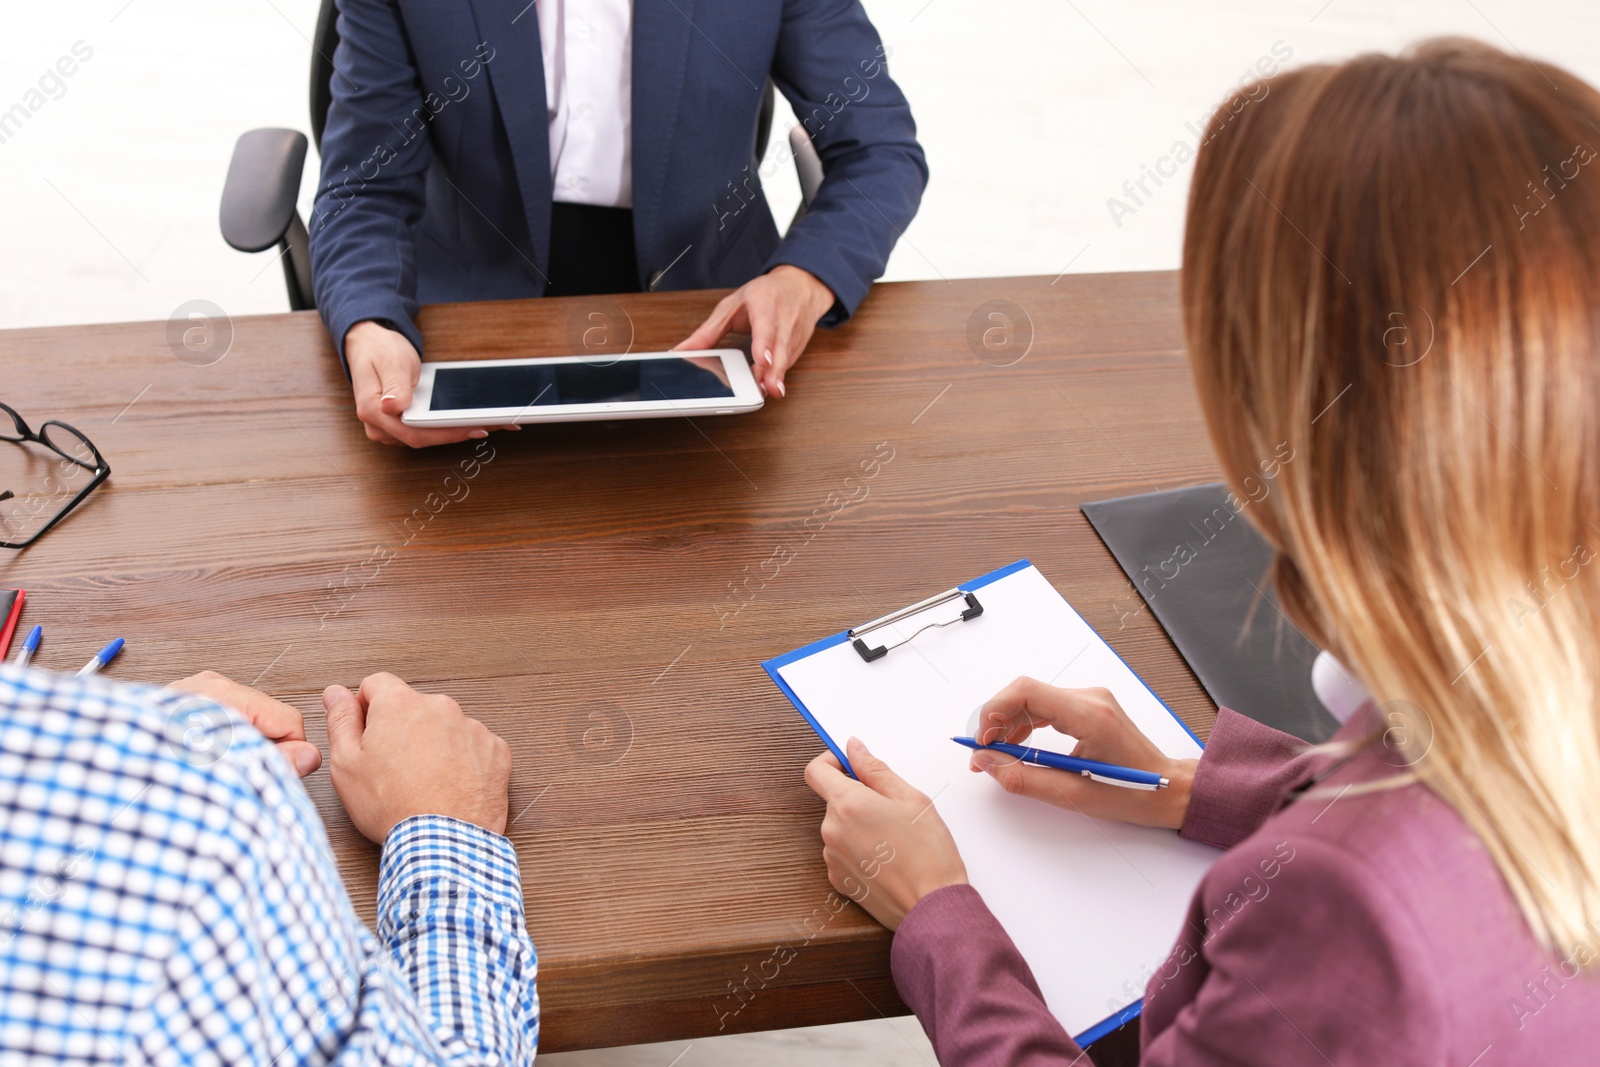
310, 0, 928, 446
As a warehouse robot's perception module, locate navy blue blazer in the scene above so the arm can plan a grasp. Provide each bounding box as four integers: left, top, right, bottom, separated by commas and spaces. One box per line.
309, 0, 928, 363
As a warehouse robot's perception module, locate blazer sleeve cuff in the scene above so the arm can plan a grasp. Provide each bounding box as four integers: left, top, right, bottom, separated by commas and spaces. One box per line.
892, 884, 1084, 1062
1180, 708, 1316, 850
322, 296, 425, 377
764, 235, 871, 327
892, 883, 1004, 1016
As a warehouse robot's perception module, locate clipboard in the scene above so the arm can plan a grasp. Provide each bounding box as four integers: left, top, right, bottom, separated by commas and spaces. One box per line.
763, 560, 1218, 1045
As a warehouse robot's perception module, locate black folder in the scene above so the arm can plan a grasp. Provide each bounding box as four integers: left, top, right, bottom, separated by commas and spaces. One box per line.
1082, 484, 1337, 742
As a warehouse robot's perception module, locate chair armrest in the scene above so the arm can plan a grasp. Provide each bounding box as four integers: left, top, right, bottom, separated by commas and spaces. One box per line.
220, 128, 309, 253
789, 125, 825, 209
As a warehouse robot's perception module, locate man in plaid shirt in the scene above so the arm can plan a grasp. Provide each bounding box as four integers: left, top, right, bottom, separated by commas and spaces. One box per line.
0, 666, 539, 1065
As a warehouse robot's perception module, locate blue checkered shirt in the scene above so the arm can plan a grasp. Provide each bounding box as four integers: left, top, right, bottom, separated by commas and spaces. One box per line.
0, 667, 540, 1065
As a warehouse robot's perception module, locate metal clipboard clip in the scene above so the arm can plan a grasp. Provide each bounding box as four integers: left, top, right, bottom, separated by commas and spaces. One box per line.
850, 587, 984, 663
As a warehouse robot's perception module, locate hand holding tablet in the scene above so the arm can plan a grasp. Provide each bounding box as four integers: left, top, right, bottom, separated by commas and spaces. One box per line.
346, 320, 522, 448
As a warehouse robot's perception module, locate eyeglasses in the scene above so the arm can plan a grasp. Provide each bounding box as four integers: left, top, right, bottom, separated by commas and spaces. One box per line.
0, 400, 111, 549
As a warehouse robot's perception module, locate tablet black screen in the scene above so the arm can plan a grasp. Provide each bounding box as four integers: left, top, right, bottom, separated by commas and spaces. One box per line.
430, 358, 735, 411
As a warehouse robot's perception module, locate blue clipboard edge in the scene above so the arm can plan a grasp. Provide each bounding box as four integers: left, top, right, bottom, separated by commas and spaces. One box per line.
763, 635, 854, 774
760, 559, 1203, 1045
1049, 572, 1207, 753
1075, 998, 1144, 1047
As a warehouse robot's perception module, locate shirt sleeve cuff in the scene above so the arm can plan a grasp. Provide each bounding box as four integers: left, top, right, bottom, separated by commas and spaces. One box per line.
378, 814, 525, 917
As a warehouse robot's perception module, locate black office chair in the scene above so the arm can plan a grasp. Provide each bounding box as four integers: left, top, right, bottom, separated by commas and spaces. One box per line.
219, 0, 822, 311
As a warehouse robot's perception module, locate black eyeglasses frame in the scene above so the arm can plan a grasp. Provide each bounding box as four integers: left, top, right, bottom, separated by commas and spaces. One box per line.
0, 400, 111, 550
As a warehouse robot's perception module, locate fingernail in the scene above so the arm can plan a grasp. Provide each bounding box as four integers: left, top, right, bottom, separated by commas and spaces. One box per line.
294, 747, 319, 776
972, 751, 1001, 772
775, 380, 786, 398
469, 430, 489, 439
762, 349, 773, 365
380, 393, 397, 401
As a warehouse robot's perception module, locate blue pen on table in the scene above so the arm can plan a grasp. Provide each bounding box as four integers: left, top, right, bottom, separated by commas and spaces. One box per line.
12, 625, 41, 667
75, 638, 125, 677
952, 736, 1169, 791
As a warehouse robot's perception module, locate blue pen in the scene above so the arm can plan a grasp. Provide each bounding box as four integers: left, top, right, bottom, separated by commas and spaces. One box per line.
953, 736, 1170, 790
12, 625, 41, 667
75, 638, 125, 677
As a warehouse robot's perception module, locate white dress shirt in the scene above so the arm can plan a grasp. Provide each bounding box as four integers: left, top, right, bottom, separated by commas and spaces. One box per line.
538, 0, 634, 208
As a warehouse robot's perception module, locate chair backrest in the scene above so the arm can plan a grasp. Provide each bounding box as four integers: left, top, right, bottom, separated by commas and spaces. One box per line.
308, 0, 341, 150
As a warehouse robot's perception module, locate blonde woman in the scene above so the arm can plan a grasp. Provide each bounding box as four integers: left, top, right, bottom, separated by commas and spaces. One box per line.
806, 39, 1600, 1063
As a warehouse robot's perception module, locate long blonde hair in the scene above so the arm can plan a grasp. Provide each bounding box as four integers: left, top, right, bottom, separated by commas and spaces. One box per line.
1183, 38, 1600, 961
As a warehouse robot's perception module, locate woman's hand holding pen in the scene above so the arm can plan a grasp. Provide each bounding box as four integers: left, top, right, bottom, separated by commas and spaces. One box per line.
971, 678, 1195, 830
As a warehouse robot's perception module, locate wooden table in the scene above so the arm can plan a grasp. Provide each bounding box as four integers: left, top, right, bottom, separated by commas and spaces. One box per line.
0, 272, 1221, 1054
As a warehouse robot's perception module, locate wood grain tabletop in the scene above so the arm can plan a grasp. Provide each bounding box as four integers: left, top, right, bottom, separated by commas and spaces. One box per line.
0, 271, 1221, 1053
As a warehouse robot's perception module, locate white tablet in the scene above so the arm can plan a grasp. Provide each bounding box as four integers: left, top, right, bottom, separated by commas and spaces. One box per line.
401, 349, 764, 427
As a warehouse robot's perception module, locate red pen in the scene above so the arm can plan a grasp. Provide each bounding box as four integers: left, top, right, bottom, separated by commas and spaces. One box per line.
0, 589, 24, 660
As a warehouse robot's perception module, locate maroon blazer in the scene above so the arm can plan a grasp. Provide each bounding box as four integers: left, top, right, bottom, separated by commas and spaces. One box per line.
891, 708, 1598, 1064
